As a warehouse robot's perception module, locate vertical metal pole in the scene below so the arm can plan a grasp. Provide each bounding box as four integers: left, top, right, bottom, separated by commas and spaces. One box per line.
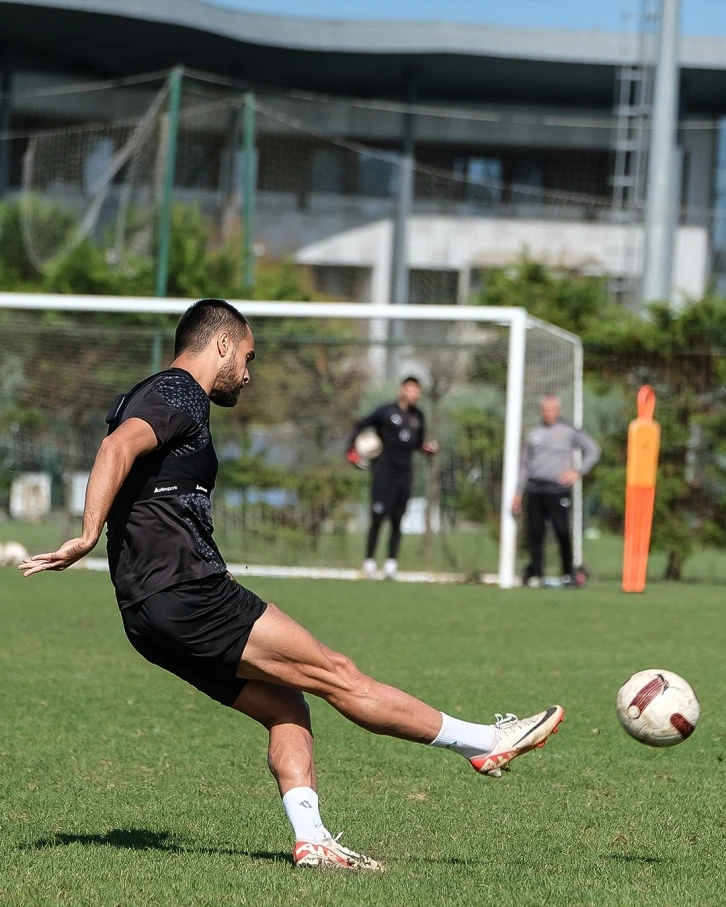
368, 221, 394, 377
242, 91, 257, 291
155, 66, 183, 299
222, 99, 241, 202
387, 72, 417, 378
641, 0, 681, 305
572, 339, 585, 570
390, 74, 417, 307
499, 309, 527, 589
149, 330, 163, 374
0, 45, 13, 199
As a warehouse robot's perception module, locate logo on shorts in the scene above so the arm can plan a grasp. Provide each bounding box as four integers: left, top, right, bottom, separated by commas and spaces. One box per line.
373, 501, 385, 514
153, 485, 178, 493
196, 484, 209, 493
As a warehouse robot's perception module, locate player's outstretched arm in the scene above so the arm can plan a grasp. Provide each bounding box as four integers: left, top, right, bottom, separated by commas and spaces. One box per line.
18, 417, 158, 577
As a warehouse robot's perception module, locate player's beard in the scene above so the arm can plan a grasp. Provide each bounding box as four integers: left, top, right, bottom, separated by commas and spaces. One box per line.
210, 352, 245, 407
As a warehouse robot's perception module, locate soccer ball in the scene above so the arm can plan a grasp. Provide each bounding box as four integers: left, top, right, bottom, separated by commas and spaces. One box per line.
616, 669, 700, 747
0, 541, 29, 566
354, 430, 383, 464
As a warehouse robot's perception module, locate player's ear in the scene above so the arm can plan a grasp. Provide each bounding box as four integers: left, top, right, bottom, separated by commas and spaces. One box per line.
216, 331, 231, 358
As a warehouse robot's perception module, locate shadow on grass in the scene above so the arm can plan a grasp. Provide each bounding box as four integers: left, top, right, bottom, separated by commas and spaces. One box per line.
25, 828, 290, 864
606, 853, 664, 865
27, 830, 486, 869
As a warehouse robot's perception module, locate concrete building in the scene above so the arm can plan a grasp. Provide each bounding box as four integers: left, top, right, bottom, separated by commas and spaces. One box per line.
2, 0, 726, 303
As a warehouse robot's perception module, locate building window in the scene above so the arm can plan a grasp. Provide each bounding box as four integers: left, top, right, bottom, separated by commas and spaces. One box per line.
311, 265, 371, 301
356, 149, 400, 198
176, 136, 221, 189
453, 156, 503, 204
510, 158, 544, 188
311, 147, 345, 194
83, 137, 114, 193
409, 269, 459, 304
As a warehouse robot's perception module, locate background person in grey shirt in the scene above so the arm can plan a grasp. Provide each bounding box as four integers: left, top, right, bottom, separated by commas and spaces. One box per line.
513, 394, 600, 587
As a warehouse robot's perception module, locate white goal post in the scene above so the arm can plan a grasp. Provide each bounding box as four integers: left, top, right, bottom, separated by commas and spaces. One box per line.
0, 293, 583, 588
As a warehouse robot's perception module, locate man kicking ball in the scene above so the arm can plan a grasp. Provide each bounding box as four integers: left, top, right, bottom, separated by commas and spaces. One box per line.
19, 299, 564, 872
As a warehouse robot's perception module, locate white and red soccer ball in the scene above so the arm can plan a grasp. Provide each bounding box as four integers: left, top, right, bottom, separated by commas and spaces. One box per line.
0, 541, 29, 567
353, 430, 383, 469
616, 669, 700, 747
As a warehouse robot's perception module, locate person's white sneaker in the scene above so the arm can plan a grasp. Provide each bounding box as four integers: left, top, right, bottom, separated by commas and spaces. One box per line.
469, 706, 565, 776
526, 576, 542, 588
362, 559, 377, 580
293, 834, 385, 872
383, 558, 398, 581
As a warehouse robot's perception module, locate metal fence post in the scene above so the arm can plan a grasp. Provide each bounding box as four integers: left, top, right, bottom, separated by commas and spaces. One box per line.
155, 66, 183, 299
242, 91, 257, 290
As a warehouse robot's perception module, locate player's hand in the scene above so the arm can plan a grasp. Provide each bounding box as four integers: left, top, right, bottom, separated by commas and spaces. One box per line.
559, 469, 580, 487
422, 441, 440, 456
512, 493, 523, 515
346, 448, 362, 467
17, 536, 98, 577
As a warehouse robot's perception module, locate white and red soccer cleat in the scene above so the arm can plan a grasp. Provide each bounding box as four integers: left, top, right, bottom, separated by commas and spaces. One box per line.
293, 834, 385, 872
470, 705, 565, 776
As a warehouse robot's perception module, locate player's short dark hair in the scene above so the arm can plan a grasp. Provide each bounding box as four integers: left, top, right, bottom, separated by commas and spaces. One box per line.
401, 375, 421, 386
174, 299, 250, 356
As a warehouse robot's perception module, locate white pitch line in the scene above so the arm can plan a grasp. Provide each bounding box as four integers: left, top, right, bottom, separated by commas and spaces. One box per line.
78, 557, 474, 584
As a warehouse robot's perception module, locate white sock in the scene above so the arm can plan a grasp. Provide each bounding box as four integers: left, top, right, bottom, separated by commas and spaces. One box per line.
282, 787, 331, 843
430, 712, 497, 760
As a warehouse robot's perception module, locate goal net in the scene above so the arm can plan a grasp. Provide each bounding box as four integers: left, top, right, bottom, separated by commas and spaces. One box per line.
17, 72, 252, 279
0, 295, 582, 587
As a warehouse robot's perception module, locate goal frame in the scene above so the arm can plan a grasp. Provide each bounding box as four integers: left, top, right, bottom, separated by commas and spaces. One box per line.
0, 293, 583, 588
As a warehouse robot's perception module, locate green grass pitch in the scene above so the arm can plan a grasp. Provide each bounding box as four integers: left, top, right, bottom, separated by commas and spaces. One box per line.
1, 569, 725, 906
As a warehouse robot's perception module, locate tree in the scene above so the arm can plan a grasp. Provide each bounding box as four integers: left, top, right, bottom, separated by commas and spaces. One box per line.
476, 256, 608, 335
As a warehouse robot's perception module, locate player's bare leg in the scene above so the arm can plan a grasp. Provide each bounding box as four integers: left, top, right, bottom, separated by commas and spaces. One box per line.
233, 680, 316, 794
239, 603, 441, 740
238, 603, 564, 775
232, 679, 383, 871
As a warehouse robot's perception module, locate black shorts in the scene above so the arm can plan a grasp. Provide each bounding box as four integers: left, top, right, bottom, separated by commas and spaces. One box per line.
120, 573, 267, 707
371, 472, 411, 520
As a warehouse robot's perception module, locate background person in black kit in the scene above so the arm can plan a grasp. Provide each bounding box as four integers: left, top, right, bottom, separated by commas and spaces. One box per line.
347, 377, 439, 580
19, 300, 565, 872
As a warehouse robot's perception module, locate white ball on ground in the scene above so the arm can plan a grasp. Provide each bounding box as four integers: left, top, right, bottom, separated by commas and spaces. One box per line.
0, 541, 30, 566
616, 669, 700, 747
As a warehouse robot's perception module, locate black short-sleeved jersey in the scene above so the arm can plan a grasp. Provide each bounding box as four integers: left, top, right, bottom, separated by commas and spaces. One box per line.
350, 402, 425, 479
106, 368, 227, 607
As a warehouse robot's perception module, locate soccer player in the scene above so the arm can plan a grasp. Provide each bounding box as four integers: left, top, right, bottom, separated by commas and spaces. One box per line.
20, 299, 564, 872
347, 377, 439, 581
512, 394, 601, 588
